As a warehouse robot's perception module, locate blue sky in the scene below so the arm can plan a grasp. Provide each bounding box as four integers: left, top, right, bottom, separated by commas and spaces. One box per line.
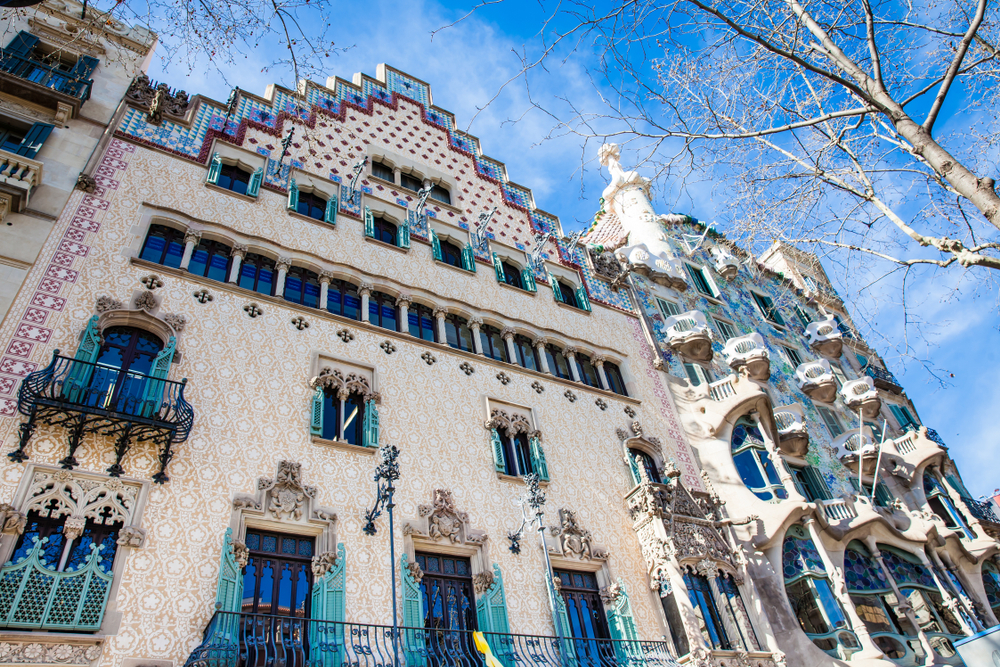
143, 0, 998, 498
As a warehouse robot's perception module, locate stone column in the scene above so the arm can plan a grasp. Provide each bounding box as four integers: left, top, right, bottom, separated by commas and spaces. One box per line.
696, 559, 745, 650
757, 415, 801, 501
863, 536, 936, 660
802, 518, 884, 660
501, 328, 517, 364
434, 306, 448, 343
179, 230, 202, 270
359, 283, 373, 322
318, 271, 333, 311
274, 257, 291, 297
921, 550, 981, 633
564, 346, 581, 382
533, 337, 551, 374
469, 317, 484, 355
337, 388, 350, 440
592, 354, 610, 390
228, 243, 248, 284
938, 550, 997, 628
396, 295, 412, 334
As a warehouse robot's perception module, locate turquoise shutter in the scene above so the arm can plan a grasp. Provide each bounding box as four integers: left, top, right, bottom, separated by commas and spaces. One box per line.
287, 178, 299, 211
521, 268, 537, 292
310, 386, 325, 437
399, 222, 411, 249
64, 315, 102, 401
140, 336, 176, 417
575, 285, 592, 312
401, 553, 426, 667
431, 230, 443, 261
476, 564, 512, 666
529, 436, 549, 481
803, 466, 832, 501
490, 428, 506, 473
606, 579, 641, 661
207, 153, 223, 185
16, 123, 54, 159
247, 167, 263, 197
324, 195, 339, 225
5, 31, 39, 57
310, 543, 346, 667
215, 528, 244, 613
364, 207, 375, 238
873, 483, 894, 507
362, 400, 379, 448
461, 244, 476, 272
549, 274, 564, 303
492, 253, 504, 282
547, 570, 573, 640
628, 452, 641, 486
68, 55, 99, 81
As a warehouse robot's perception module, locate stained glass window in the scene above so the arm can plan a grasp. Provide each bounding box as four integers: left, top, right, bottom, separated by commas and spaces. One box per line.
731, 420, 787, 501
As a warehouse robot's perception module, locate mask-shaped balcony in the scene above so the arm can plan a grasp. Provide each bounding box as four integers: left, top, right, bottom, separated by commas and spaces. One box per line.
710, 246, 739, 280
840, 377, 881, 418
663, 310, 713, 362
805, 317, 843, 359
794, 359, 837, 403
773, 404, 809, 457
723, 333, 770, 381
615, 243, 688, 291
836, 431, 878, 475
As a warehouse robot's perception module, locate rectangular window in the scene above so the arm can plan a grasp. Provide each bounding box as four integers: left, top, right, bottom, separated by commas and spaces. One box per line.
371, 160, 394, 182
790, 465, 832, 501
686, 264, 716, 297
782, 346, 803, 367
794, 304, 812, 328
830, 363, 848, 388
889, 404, 919, 431
751, 292, 785, 326
684, 362, 712, 387
657, 297, 682, 319
713, 318, 738, 341
816, 406, 844, 438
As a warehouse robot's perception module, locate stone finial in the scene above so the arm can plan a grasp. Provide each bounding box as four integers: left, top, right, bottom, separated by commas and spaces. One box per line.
133, 291, 157, 312
591, 354, 607, 365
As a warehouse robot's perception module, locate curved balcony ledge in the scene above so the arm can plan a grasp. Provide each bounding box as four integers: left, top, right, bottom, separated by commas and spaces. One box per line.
663, 310, 714, 362
815, 495, 914, 540
805, 316, 843, 358
794, 359, 837, 403
835, 430, 881, 475
676, 373, 776, 443
884, 427, 948, 485
723, 332, 770, 381
840, 377, 881, 418
773, 404, 809, 457
709, 246, 739, 280
616, 243, 688, 290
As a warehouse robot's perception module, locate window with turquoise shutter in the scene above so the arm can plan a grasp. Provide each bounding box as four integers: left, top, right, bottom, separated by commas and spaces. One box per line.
430, 230, 443, 261
246, 167, 263, 197
475, 564, 511, 637
310, 373, 378, 448
310, 543, 347, 665
401, 554, 426, 665
461, 243, 476, 272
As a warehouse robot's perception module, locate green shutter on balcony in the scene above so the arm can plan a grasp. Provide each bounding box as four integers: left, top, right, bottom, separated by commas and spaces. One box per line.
215, 528, 244, 613
529, 436, 549, 481
547, 570, 572, 639
476, 564, 511, 635
429, 230, 442, 261
310, 386, 324, 437
521, 267, 537, 292
310, 543, 346, 667
68, 55, 99, 81
64, 315, 102, 401
399, 222, 411, 249
324, 194, 338, 225
140, 336, 176, 417
549, 274, 564, 303
206, 153, 223, 185
490, 428, 506, 473
362, 400, 379, 448
802, 466, 832, 501
606, 579, 641, 660
247, 167, 263, 197
5, 31, 39, 56
364, 207, 375, 238
492, 253, 504, 282
461, 243, 476, 272
575, 285, 591, 312
287, 178, 299, 211
16, 123, 54, 159
401, 553, 426, 666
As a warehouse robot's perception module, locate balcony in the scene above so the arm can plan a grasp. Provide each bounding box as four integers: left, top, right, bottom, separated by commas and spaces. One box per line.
617, 243, 688, 290
840, 377, 881, 418
864, 364, 902, 393
794, 360, 837, 403
0, 50, 92, 118
722, 333, 770, 381
184, 611, 682, 667
773, 404, 809, 457
835, 431, 878, 475
663, 310, 713, 362
960, 496, 1000, 528
11, 350, 194, 483
0, 149, 43, 224
805, 317, 843, 358
710, 246, 739, 280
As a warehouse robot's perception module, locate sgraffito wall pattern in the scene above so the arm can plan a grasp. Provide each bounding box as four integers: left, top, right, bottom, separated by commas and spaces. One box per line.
0, 140, 705, 666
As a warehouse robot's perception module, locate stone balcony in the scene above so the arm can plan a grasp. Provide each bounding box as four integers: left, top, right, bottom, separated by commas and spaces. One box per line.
883, 427, 948, 483
722, 333, 770, 381
709, 246, 739, 280
617, 242, 688, 290
772, 404, 809, 457
794, 359, 837, 403
835, 430, 878, 475
840, 377, 881, 418
663, 310, 714, 362
0, 149, 43, 224
805, 316, 843, 358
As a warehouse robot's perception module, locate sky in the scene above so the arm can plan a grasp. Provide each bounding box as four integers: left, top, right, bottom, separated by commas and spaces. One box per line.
141, 0, 999, 498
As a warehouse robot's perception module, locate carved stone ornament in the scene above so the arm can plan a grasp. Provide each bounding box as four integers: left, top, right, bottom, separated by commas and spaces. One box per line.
95, 295, 123, 313
616, 428, 629, 441
630, 421, 643, 436
231, 539, 249, 569
126, 75, 191, 122
163, 313, 186, 333
311, 367, 380, 404
75, 173, 98, 193
133, 290, 158, 312
531, 381, 544, 394
232, 460, 338, 529
421, 351, 436, 365
550, 508, 605, 560
473, 570, 496, 594
0, 503, 27, 536
410, 488, 489, 546
116, 525, 147, 548
406, 560, 424, 585
459, 362, 475, 376
624, 406, 636, 418
0, 640, 104, 665
311, 550, 339, 577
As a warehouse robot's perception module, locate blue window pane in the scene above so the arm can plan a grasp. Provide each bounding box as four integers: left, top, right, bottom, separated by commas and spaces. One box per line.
189, 249, 208, 276
304, 282, 320, 309
208, 254, 229, 282
140, 235, 166, 263
814, 579, 848, 629
256, 268, 273, 295
343, 295, 360, 320
238, 264, 257, 291
163, 241, 184, 269
734, 450, 767, 491
285, 276, 304, 304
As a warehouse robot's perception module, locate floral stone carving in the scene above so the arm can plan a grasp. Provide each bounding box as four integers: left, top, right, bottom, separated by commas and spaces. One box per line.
409, 488, 487, 545
550, 508, 606, 560
0, 641, 103, 665
233, 460, 338, 528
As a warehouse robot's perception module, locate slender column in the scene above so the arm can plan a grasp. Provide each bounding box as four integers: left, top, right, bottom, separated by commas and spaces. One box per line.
393, 166, 402, 186
757, 415, 801, 500
501, 328, 517, 364
433, 306, 448, 343
922, 550, 981, 633
533, 337, 551, 374
802, 518, 884, 659
359, 283, 373, 323
274, 257, 291, 297
697, 560, 744, 650
396, 295, 412, 334
319, 271, 333, 311
228, 243, 247, 284
337, 389, 349, 440
863, 537, 937, 660
564, 346, 581, 382
469, 317, 484, 355
938, 550, 997, 628
179, 230, 202, 270
592, 354, 610, 390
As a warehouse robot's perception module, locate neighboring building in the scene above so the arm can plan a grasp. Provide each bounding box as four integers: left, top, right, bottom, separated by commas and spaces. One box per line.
0, 9, 996, 667
0, 0, 156, 320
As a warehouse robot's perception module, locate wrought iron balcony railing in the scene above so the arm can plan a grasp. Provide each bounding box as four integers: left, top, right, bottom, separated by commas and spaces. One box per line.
184, 611, 680, 667
961, 496, 1000, 526
0, 50, 93, 101
863, 364, 901, 392
11, 350, 194, 482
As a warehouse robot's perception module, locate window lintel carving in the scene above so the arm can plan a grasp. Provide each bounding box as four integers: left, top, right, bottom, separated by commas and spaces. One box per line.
403, 488, 487, 547
547, 508, 608, 561
309, 366, 380, 404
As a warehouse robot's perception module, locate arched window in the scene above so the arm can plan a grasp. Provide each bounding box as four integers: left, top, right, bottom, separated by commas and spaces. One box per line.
981, 561, 1000, 620
429, 184, 450, 205
188, 238, 231, 282
502, 262, 523, 289
479, 325, 508, 363
368, 291, 398, 331
440, 239, 463, 268
217, 163, 252, 195
782, 526, 858, 658
371, 160, 394, 182
296, 190, 327, 221
326, 279, 361, 320
11, 509, 121, 577
513, 335, 539, 371
139, 224, 185, 268
923, 472, 974, 540
544, 344, 572, 380
238, 253, 276, 295
575, 353, 601, 388
400, 172, 422, 192
731, 419, 787, 501
628, 448, 660, 484
373, 216, 398, 245
444, 314, 474, 352
283, 266, 321, 308
85, 326, 167, 415
604, 362, 628, 396
557, 280, 579, 308
487, 413, 548, 481
407, 303, 436, 341
312, 375, 378, 448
